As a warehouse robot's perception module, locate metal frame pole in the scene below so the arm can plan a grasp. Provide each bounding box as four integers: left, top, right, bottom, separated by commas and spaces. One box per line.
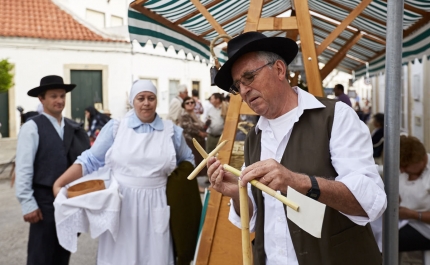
383, 0, 404, 264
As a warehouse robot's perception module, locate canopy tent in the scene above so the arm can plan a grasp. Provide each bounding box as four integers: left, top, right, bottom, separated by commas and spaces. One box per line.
128, 0, 430, 77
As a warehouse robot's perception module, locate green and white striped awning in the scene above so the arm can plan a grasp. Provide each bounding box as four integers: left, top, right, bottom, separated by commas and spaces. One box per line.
128, 0, 430, 75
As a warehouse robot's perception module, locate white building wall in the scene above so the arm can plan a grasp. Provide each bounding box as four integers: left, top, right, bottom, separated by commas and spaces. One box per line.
0, 38, 215, 137
410, 58, 424, 142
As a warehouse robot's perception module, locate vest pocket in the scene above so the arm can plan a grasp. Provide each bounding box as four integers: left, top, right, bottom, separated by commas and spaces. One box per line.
152, 206, 171, 234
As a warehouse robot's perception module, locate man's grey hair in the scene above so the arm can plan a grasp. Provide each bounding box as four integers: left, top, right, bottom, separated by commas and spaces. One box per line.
255, 51, 289, 78
177, 84, 188, 93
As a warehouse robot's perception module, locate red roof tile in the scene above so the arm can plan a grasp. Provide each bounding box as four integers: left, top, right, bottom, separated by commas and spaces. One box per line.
0, 0, 117, 42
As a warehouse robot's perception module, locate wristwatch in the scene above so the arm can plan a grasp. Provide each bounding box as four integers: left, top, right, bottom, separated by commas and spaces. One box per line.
306, 175, 320, 200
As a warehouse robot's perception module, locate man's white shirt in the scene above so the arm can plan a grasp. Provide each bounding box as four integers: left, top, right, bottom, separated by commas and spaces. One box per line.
228, 87, 387, 265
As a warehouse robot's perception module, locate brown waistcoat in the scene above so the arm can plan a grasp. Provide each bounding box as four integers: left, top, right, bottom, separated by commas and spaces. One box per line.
244, 97, 381, 265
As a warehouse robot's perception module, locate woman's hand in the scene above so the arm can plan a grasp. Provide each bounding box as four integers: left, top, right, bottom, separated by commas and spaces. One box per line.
207, 157, 239, 199
399, 206, 419, 220
199, 131, 207, 138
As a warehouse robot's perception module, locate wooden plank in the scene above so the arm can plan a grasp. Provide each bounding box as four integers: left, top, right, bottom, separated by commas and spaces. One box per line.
310, 9, 386, 45
404, 14, 430, 38
380, 0, 429, 16
129, 3, 210, 46
217, 94, 243, 164
199, 0, 278, 37
174, 0, 224, 25
294, 0, 323, 97
244, 0, 265, 32
315, 0, 373, 56
207, 195, 248, 265
320, 31, 363, 80
313, 25, 374, 59
129, 0, 148, 6
239, 101, 257, 115
257, 17, 298, 31
195, 189, 224, 265
190, 0, 230, 42
325, 0, 385, 26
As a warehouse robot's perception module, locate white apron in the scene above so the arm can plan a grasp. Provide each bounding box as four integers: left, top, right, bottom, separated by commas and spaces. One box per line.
97, 115, 177, 265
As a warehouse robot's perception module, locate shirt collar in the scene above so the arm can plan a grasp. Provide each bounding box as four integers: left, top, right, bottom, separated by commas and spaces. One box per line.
42, 112, 64, 127
255, 86, 325, 133
128, 112, 164, 131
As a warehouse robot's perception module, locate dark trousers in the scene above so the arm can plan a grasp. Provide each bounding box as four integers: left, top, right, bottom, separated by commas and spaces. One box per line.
28, 186, 71, 265
399, 224, 430, 252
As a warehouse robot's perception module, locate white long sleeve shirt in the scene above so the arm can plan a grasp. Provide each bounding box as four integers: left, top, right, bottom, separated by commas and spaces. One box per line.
229, 87, 387, 265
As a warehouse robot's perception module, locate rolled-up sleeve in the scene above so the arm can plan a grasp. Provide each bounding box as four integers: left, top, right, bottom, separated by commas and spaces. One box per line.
75, 120, 116, 175
331, 102, 387, 225
15, 121, 39, 215
172, 125, 195, 166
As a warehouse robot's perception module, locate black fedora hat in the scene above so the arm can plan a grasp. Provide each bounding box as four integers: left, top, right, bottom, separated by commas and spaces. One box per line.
28, 75, 76, 97
214, 32, 298, 92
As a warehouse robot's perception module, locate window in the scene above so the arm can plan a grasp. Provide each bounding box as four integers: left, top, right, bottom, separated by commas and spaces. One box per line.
86, 9, 105, 28
111, 15, 123, 27
169, 80, 180, 103
192, 81, 200, 92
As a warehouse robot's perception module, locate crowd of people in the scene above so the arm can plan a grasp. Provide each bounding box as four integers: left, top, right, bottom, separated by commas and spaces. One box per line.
12, 31, 430, 265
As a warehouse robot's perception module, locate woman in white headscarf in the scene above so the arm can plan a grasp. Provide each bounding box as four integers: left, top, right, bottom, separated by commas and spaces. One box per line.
53, 80, 196, 265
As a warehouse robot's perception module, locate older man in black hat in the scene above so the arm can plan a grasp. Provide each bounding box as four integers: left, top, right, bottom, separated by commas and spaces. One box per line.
15, 75, 90, 265
207, 32, 386, 264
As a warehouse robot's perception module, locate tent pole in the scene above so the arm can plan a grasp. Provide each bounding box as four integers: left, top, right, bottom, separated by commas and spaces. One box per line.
383, 0, 404, 264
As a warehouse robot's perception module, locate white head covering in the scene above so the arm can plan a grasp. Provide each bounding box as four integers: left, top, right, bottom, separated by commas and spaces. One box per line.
129, 80, 157, 107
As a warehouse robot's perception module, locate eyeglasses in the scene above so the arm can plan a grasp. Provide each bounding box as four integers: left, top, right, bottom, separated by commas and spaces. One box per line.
230, 61, 274, 95
185, 101, 195, 105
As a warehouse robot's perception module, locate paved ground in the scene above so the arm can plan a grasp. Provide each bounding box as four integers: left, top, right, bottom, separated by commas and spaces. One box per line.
0, 168, 209, 265
0, 178, 98, 265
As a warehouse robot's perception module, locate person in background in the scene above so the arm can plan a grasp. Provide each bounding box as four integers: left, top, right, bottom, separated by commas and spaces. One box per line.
371, 113, 384, 159
85, 106, 111, 145
15, 75, 90, 265
398, 135, 430, 252
361, 99, 372, 123
205, 93, 225, 153
179, 96, 207, 184
191, 89, 204, 119
333, 84, 352, 107
53, 80, 200, 265
167, 84, 188, 125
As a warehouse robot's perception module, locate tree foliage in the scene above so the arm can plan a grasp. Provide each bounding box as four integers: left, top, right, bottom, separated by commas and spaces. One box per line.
0, 59, 14, 93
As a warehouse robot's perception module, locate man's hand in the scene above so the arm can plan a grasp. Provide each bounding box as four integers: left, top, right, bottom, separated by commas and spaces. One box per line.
23, 209, 43, 223
240, 159, 308, 194
207, 157, 240, 199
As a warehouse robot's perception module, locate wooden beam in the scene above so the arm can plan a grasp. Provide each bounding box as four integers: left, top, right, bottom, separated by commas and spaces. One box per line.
130, 0, 148, 6
320, 31, 363, 80
404, 14, 430, 38
293, 0, 323, 97
316, 0, 372, 56
189, 0, 229, 42
244, 0, 265, 32
257, 17, 298, 31
175, 0, 223, 25
380, 0, 429, 16
286, 10, 299, 41
313, 24, 375, 58
129, 3, 210, 45
325, 0, 386, 26
310, 10, 387, 45
199, 0, 279, 37
316, 40, 367, 65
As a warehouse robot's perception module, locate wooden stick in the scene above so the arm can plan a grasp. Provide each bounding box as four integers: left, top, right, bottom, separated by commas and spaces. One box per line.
193, 138, 208, 159
187, 140, 228, 180
238, 179, 252, 265
223, 164, 299, 212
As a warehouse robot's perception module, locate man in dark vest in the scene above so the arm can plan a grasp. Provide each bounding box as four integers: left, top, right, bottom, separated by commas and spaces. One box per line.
207, 32, 386, 265
15, 75, 90, 265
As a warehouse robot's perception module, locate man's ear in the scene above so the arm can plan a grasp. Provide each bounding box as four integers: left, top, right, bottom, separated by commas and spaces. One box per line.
275, 60, 287, 80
